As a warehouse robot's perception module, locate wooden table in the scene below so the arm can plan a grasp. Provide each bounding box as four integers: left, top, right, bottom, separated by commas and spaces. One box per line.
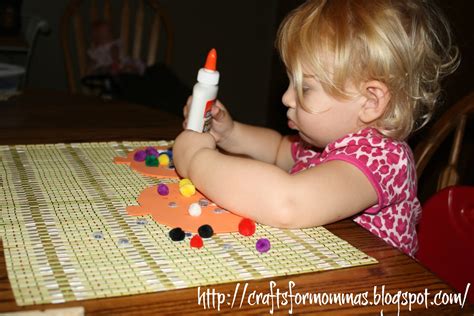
0, 90, 472, 315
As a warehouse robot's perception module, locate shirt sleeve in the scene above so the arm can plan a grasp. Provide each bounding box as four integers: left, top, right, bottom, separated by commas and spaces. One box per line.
322, 136, 410, 215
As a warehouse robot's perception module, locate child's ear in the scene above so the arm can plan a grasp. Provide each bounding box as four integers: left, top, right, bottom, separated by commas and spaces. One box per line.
358, 81, 391, 124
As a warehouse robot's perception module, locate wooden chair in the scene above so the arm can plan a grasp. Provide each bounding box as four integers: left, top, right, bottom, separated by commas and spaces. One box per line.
60, 0, 173, 94
21, 15, 50, 88
414, 92, 474, 191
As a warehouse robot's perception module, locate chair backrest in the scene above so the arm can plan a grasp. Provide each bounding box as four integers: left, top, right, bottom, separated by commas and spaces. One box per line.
415, 186, 474, 304
60, 0, 173, 94
21, 15, 50, 88
414, 92, 474, 191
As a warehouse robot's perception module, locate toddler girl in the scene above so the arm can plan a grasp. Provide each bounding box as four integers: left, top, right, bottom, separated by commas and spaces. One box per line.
173, 0, 458, 256
87, 20, 145, 76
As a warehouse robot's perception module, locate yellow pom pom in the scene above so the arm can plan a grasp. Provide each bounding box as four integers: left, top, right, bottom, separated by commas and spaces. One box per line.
179, 183, 196, 197
158, 153, 170, 166
179, 178, 193, 188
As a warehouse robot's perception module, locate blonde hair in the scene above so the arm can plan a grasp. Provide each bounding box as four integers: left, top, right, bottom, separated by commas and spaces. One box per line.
277, 0, 459, 140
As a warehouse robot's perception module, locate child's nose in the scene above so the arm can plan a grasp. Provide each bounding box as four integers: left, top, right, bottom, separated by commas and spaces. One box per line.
282, 86, 296, 109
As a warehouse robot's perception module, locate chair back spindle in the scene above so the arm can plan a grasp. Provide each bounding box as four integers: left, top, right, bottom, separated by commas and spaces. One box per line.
132, 0, 145, 61
120, 0, 131, 57
103, 0, 112, 24
414, 92, 474, 191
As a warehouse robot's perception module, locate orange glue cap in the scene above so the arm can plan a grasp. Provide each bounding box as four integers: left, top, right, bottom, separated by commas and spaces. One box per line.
204, 48, 217, 71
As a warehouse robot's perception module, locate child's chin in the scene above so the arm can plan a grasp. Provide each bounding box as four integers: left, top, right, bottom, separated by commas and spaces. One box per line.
298, 132, 313, 144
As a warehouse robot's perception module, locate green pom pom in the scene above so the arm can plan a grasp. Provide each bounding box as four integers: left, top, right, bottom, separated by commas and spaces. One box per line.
145, 155, 159, 167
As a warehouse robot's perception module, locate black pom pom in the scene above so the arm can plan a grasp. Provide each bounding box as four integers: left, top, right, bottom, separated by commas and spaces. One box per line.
198, 224, 214, 238
169, 227, 185, 241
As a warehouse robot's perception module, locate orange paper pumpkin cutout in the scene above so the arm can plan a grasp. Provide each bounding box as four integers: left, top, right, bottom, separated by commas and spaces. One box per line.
127, 183, 242, 233
114, 146, 179, 179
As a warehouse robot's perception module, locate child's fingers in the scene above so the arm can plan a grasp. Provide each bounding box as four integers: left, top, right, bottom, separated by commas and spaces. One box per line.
182, 96, 192, 119
214, 100, 226, 111
211, 104, 225, 121
183, 104, 189, 118
186, 95, 193, 105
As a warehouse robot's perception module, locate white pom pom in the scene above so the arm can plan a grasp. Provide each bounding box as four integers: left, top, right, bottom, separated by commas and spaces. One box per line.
188, 203, 202, 217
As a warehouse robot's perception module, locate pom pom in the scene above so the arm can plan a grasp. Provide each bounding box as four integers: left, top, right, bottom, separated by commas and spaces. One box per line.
133, 150, 147, 162
169, 227, 185, 241
179, 178, 193, 187
166, 149, 173, 160
145, 147, 158, 156
256, 238, 271, 253
198, 224, 214, 238
190, 235, 203, 248
158, 153, 170, 166
145, 155, 159, 167
188, 203, 202, 216
179, 183, 196, 197
157, 183, 169, 196
238, 218, 256, 236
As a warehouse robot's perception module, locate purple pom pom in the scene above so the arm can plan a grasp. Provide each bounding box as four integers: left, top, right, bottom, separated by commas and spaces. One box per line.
145, 147, 158, 157
256, 238, 271, 253
133, 150, 147, 162
157, 184, 169, 196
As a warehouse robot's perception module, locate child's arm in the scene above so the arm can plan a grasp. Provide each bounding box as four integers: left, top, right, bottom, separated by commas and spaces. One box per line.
173, 131, 377, 228
220, 121, 294, 170
183, 98, 294, 170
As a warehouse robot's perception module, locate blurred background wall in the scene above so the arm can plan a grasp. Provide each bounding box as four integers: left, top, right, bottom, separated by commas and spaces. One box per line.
11, 0, 474, 133
20, 0, 280, 127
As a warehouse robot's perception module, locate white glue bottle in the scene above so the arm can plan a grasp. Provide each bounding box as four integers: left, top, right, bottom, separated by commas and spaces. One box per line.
186, 48, 220, 133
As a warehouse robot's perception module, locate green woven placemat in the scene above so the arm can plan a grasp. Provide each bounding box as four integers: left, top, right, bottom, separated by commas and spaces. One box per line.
0, 142, 377, 306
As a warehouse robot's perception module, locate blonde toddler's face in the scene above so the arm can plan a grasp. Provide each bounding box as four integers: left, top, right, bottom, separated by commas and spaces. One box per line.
282, 72, 365, 148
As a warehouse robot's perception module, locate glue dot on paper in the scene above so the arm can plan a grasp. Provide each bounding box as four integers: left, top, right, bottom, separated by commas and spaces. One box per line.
92, 231, 103, 240
118, 238, 130, 246
188, 203, 202, 216
157, 184, 169, 196
185, 232, 193, 237
198, 198, 209, 207
136, 219, 147, 225
213, 208, 224, 214
256, 238, 271, 253
223, 243, 233, 250
168, 201, 178, 208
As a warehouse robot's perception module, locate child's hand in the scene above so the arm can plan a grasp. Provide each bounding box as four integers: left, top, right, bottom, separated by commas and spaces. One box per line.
173, 130, 216, 178
182, 96, 235, 145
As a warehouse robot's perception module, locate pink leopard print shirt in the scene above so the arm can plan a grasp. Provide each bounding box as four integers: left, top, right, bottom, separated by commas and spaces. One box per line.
290, 127, 421, 257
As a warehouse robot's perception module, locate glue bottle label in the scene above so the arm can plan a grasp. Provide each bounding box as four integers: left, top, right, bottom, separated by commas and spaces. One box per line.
203, 99, 215, 132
